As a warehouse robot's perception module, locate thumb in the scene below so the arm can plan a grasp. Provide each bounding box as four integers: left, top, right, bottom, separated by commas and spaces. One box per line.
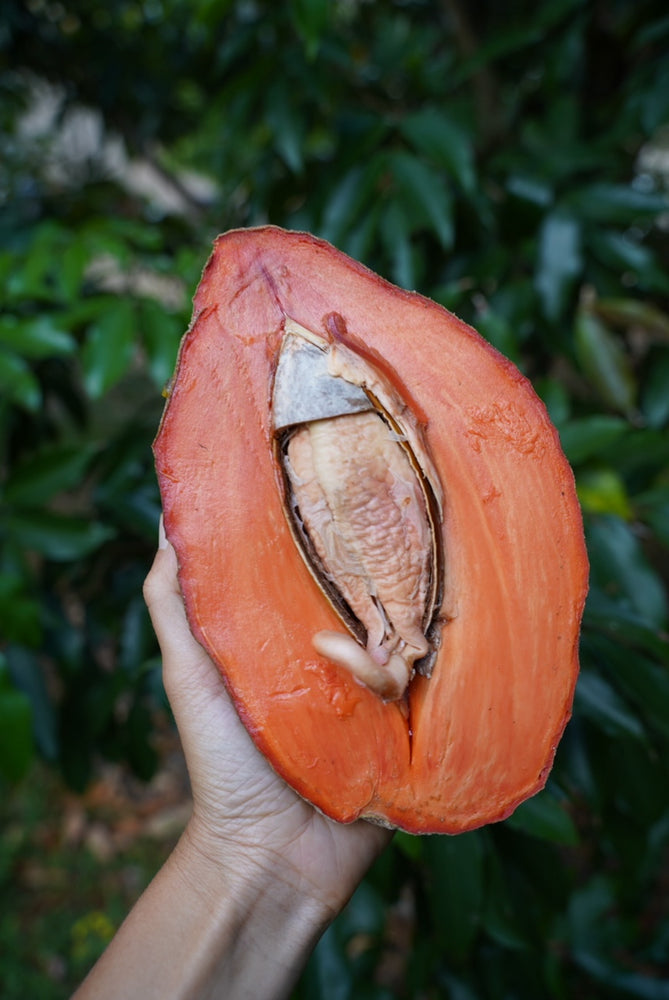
143, 520, 223, 710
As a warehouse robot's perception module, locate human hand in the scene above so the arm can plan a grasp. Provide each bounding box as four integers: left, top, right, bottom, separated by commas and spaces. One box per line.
143, 525, 392, 923
74, 525, 391, 1000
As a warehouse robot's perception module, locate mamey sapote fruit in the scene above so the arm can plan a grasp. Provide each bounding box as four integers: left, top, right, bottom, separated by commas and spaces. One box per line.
154, 226, 588, 835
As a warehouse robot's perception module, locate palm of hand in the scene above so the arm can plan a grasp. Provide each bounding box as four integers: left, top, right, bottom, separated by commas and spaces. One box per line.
145, 542, 392, 918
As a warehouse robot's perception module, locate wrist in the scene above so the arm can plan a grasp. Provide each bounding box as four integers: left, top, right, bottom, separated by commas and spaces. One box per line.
181, 809, 336, 918
169, 817, 332, 999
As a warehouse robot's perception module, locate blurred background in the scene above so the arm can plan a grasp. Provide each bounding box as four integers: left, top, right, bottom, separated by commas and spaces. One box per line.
1, 0, 669, 996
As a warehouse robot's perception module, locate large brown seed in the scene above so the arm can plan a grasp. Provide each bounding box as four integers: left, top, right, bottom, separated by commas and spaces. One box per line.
274, 323, 442, 701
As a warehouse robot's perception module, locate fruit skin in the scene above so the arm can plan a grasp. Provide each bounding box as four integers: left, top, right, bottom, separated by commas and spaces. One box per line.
154, 226, 589, 835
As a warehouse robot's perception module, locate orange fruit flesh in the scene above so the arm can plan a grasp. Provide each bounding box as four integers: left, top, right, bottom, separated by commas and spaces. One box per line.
154, 226, 589, 834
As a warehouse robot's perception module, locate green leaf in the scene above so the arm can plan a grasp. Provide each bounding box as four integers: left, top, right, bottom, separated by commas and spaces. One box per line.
577, 467, 633, 520
289, 0, 330, 58
589, 230, 669, 293
126, 697, 158, 781
0, 683, 33, 782
379, 202, 414, 291
566, 875, 618, 956
321, 159, 384, 247
0, 576, 41, 646
641, 348, 669, 429
7, 220, 65, 300
575, 670, 645, 741
453, 0, 581, 82
338, 881, 386, 940
630, 31, 669, 131
481, 850, 531, 951
535, 376, 571, 425
339, 204, 382, 266
558, 718, 601, 810
586, 515, 667, 629
535, 210, 582, 322
394, 831, 422, 861
506, 173, 553, 207
192, 0, 236, 26
267, 83, 304, 174
574, 951, 669, 999
3, 443, 98, 505
558, 415, 629, 465
304, 924, 353, 1000
119, 595, 154, 676
140, 299, 183, 390
0, 348, 41, 411
82, 299, 136, 398
594, 298, 669, 338
0, 315, 76, 358
636, 487, 669, 548
7, 511, 115, 561
59, 238, 89, 302
584, 609, 669, 667
597, 427, 669, 482
474, 308, 521, 364
6, 645, 58, 761
423, 832, 484, 965
589, 635, 669, 735
574, 309, 636, 416
505, 789, 579, 845
80, 220, 132, 266
401, 108, 476, 194
567, 183, 669, 224
321, 168, 365, 245
101, 217, 165, 252
388, 151, 454, 249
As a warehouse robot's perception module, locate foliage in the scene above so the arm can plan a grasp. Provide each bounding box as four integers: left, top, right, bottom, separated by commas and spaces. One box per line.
0, 760, 180, 998
1, 0, 669, 996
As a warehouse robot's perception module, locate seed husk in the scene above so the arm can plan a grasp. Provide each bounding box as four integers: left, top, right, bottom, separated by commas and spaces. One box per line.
273, 319, 443, 701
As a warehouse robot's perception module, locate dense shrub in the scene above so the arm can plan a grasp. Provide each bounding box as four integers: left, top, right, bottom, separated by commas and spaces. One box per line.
1, 1, 668, 995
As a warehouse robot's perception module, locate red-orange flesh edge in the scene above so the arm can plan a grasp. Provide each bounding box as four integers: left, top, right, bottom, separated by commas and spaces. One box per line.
154, 226, 589, 835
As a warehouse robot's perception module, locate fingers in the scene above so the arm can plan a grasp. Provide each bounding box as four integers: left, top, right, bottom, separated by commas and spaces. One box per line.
143, 521, 280, 815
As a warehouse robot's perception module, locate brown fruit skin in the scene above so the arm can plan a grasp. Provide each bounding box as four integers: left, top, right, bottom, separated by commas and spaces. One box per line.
154, 226, 589, 835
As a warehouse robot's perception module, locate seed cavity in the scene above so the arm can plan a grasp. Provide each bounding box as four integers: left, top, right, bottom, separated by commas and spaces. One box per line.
273, 318, 443, 702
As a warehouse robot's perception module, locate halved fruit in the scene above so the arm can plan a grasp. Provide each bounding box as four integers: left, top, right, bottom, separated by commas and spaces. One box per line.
154, 226, 588, 834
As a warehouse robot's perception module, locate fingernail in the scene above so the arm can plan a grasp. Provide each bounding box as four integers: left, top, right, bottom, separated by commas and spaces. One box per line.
158, 513, 168, 549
